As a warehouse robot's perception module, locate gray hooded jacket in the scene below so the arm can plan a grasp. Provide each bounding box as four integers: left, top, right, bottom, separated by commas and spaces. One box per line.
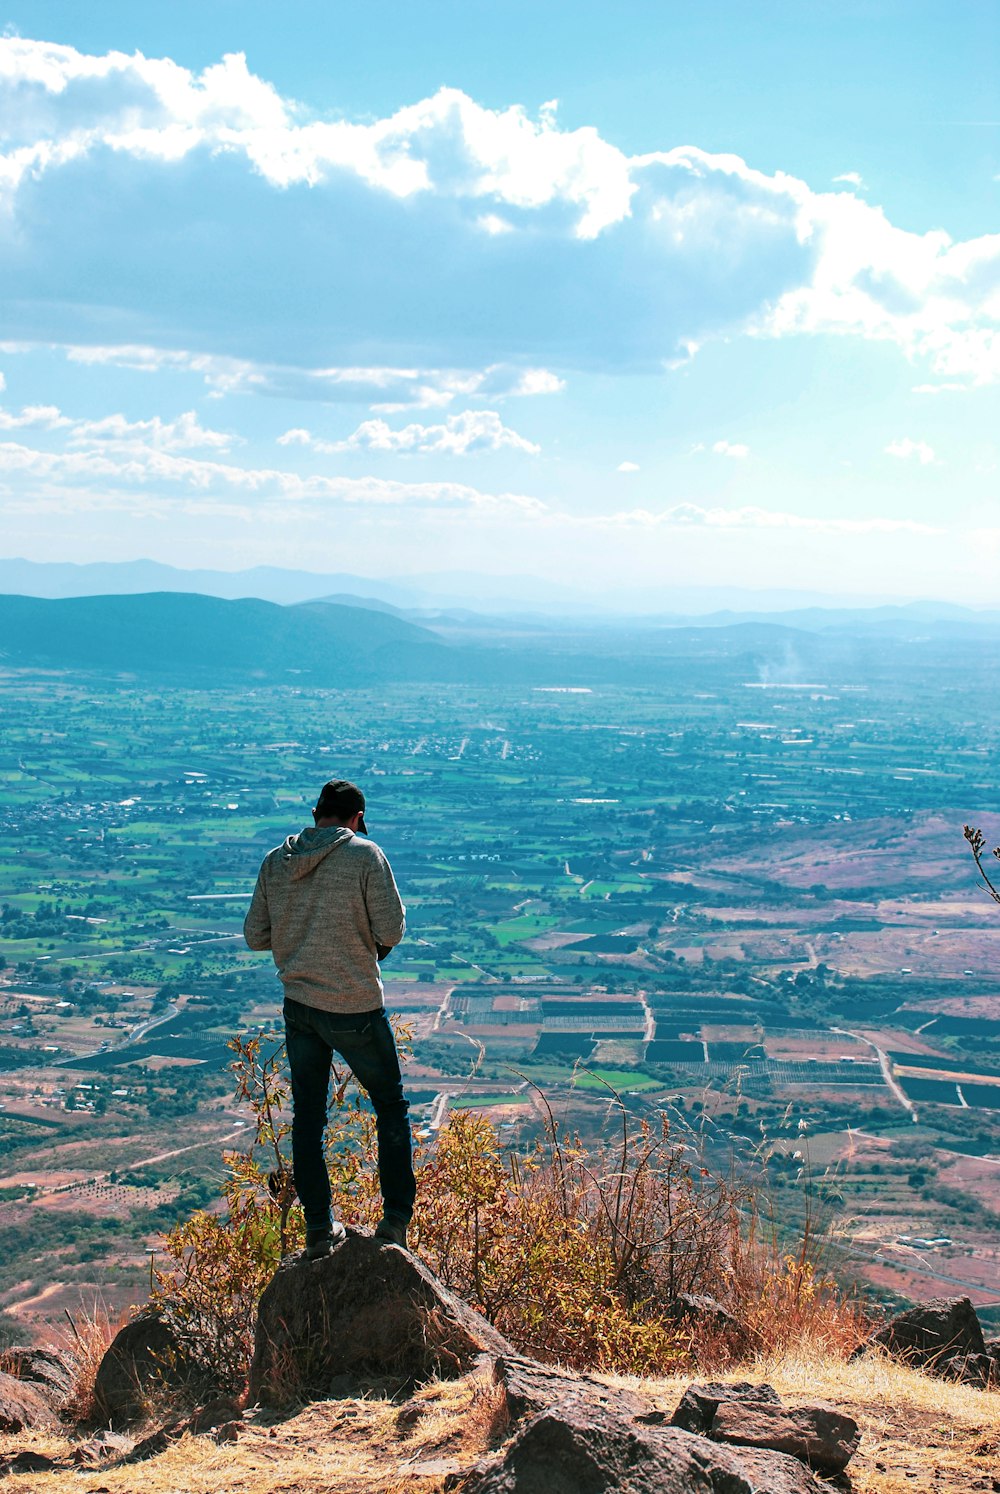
243, 826, 406, 1014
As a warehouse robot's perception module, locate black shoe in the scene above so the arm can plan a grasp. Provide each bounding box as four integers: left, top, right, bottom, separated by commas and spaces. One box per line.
374, 1216, 409, 1248
305, 1222, 346, 1260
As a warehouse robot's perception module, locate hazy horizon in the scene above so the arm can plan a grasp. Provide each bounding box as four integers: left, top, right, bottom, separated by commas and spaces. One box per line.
0, 553, 992, 619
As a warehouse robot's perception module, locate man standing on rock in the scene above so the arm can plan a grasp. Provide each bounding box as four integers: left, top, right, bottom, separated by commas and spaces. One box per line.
244, 778, 414, 1257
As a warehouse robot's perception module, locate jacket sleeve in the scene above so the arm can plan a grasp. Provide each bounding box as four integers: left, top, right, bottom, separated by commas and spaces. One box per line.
364, 848, 406, 949
243, 865, 272, 951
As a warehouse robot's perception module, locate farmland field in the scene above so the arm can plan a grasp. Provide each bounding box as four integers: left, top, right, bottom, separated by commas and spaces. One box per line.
4, 621, 1000, 1332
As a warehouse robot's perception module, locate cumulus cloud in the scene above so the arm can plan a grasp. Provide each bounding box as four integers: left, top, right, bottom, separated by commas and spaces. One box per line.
0, 402, 70, 430
832, 172, 865, 190
617, 460, 640, 472
0, 402, 234, 449
0, 39, 996, 387
712, 439, 750, 459
0, 42, 631, 236
66, 410, 236, 451
885, 437, 937, 464
298, 410, 539, 456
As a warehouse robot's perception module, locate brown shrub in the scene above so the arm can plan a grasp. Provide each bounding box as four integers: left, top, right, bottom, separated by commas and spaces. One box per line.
150, 1034, 871, 1392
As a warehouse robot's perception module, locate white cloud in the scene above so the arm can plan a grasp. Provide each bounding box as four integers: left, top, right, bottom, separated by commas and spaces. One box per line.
310, 410, 539, 456
885, 437, 937, 465
0, 43, 632, 237
0, 402, 234, 449
66, 409, 236, 451
0, 402, 70, 430
276, 427, 312, 446
832, 172, 865, 190
617, 461, 640, 473
54, 344, 564, 409
581, 503, 938, 535
712, 439, 750, 459
0, 434, 547, 515
0, 40, 996, 387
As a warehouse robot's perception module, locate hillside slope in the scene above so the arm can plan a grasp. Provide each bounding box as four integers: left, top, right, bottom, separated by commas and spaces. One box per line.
0, 592, 452, 681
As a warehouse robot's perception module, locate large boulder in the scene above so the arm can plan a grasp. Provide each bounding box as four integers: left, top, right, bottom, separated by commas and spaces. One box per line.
0, 1370, 57, 1433
858, 1296, 985, 1369
250, 1228, 514, 1407
93, 1308, 192, 1428
455, 1400, 830, 1494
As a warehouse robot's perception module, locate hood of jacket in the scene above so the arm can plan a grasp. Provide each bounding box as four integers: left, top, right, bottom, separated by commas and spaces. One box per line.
281, 825, 354, 881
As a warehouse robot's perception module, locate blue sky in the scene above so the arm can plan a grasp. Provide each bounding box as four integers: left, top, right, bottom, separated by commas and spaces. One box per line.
0, 1, 997, 606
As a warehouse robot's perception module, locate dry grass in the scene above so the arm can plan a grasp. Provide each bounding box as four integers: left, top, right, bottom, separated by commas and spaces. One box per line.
2, 1350, 998, 1493
56, 1300, 126, 1423
603, 1347, 1000, 1494
0, 1368, 506, 1494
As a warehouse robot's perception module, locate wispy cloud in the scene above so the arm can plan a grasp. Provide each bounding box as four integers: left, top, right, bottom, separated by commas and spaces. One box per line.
67, 410, 236, 452
617, 460, 640, 473
52, 344, 564, 409
712, 439, 750, 459
0, 435, 547, 514
581, 503, 939, 535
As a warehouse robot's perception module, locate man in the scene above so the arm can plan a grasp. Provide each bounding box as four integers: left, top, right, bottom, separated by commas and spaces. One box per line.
243, 778, 414, 1257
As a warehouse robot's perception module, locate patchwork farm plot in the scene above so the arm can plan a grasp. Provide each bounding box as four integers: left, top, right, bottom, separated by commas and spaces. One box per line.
4, 634, 1000, 1330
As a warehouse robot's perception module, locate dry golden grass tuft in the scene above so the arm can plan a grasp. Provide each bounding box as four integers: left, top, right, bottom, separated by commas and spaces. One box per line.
2, 1350, 998, 1493
56, 1299, 126, 1424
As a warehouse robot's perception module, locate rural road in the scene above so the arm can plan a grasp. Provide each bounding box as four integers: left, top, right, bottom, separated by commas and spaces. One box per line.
831, 1026, 917, 1119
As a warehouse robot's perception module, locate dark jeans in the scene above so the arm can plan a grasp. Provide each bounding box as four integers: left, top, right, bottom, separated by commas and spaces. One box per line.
283, 998, 416, 1235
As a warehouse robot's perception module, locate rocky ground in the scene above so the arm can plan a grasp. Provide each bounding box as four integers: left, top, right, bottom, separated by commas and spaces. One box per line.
2, 1233, 1000, 1493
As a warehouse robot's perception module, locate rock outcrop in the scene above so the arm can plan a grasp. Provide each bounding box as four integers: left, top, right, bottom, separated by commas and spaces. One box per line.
0, 1345, 73, 1402
0, 1344, 72, 1431
669, 1378, 858, 1474
854, 1295, 999, 1385
250, 1227, 514, 1406
93, 1307, 192, 1427
456, 1399, 831, 1494
245, 1227, 861, 1488
0, 1371, 58, 1433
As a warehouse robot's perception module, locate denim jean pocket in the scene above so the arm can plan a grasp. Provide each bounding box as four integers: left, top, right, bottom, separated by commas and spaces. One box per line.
325, 1013, 376, 1047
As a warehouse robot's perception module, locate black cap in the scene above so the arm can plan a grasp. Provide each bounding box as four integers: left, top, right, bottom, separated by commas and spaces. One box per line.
314, 779, 367, 833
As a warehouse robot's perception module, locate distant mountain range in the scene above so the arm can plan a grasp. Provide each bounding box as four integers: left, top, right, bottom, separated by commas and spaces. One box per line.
3, 588, 1000, 688
3, 556, 996, 629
